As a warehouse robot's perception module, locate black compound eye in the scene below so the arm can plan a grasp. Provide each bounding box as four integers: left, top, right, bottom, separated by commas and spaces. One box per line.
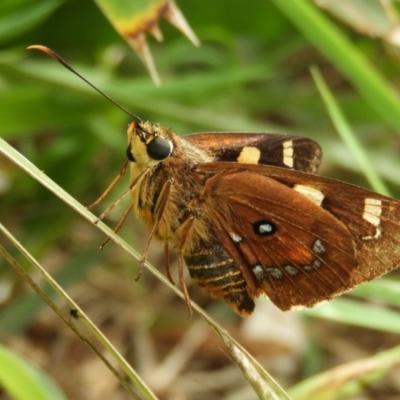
126, 145, 135, 162
147, 137, 173, 160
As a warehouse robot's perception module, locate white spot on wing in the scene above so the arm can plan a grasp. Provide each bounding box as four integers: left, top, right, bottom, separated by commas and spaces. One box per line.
258, 223, 273, 234
266, 267, 284, 280
362, 229, 382, 240
230, 232, 243, 243
312, 259, 322, 268
282, 140, 294, 168
284, 265, 298, 276
237, 147, 261, 164
363, 198, 382, 227
252, 265, 264, 281
362, 198, 382, 239
294, 184, 324, 206
313, 239, 325, 254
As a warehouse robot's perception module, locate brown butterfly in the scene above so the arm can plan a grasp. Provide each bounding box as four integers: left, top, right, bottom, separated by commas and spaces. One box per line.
30, 46, 400, 317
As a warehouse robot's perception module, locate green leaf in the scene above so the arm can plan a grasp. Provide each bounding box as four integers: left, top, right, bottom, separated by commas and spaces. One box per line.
94, 0, 198, 84
311, 66, 390, 196
0, 343, 67, 400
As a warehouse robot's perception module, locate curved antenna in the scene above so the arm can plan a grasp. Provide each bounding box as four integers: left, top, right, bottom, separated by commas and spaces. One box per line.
27, 45, 143, 123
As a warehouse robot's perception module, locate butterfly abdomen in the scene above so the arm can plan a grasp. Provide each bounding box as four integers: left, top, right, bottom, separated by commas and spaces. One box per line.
184, 240, 255, 316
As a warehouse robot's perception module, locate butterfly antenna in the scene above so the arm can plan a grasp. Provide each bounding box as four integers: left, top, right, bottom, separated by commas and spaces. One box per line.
27, 45, 143, 123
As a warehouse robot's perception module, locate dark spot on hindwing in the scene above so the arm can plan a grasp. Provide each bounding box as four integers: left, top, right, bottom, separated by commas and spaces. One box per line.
250, 239, 326, 284
253, 220, 277, 236
266, 267, 284, 280
312, 259, 322, 268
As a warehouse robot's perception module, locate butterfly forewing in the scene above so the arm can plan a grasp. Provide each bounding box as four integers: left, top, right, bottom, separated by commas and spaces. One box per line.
184, 133, 322, 173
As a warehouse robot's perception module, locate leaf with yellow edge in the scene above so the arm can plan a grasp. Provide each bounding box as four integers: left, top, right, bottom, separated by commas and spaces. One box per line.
94, 0, 199, 85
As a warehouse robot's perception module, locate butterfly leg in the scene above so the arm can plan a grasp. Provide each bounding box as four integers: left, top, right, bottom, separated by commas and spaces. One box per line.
93, 169, 151, 249
100, 203, 133, 249
136, 179, 172, 281
176, 217, 195, 316
164, 242, 174, 284
88, 158, 129, 210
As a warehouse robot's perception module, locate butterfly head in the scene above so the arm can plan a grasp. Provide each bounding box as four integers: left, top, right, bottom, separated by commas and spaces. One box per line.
126, 121, 174, 168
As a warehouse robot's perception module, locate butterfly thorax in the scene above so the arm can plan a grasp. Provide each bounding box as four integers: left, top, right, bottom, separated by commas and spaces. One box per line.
127, 122, 215, 247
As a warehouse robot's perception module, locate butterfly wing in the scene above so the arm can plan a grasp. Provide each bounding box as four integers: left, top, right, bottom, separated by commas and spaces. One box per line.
257, 164, 400, 285
194, 163, 400, 311
184, 133, 322, 173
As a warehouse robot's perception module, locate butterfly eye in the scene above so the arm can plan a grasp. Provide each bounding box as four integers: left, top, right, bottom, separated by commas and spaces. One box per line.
147, 137, 173, 160
126, 145, 135, 162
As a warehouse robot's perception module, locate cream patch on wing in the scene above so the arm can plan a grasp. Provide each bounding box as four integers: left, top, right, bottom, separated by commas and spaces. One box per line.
237, 147, 261, 164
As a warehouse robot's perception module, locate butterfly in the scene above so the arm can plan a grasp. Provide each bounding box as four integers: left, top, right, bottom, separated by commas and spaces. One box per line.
29, 45, 400, 316
120, 121, 400, 316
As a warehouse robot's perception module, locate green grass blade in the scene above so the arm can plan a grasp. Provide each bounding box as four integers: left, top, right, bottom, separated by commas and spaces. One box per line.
301, 298, 400, 334
311, 66, 391, 196
271, 0, 400, 132
289, 344, 400, 400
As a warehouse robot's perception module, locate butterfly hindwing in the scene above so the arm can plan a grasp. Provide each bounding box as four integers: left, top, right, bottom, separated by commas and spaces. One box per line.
195, 162, 400, 311
198, 168, 356, 310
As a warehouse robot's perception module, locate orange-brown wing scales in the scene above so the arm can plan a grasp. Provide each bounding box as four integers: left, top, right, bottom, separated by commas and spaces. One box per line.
195, 163, 400, 311
198, 169, 358, 311
243, 164, 400, 285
